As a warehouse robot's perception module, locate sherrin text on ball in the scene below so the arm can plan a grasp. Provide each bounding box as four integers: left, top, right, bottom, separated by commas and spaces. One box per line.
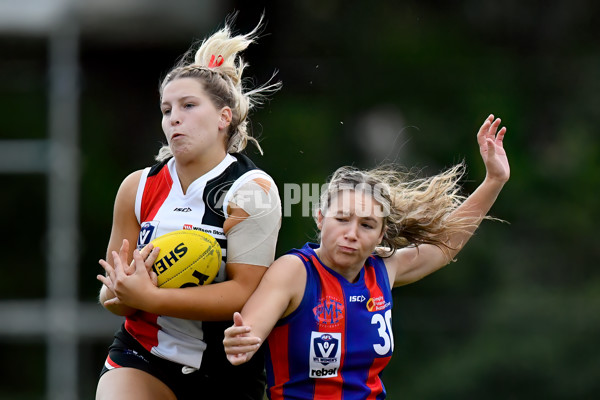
149, 229, 221, 288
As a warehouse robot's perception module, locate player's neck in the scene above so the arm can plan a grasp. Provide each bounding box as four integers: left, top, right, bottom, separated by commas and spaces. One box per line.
175, 152, 228, 194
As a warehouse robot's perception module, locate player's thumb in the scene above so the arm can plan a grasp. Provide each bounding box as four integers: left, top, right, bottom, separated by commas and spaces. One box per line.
233, 311, 245, 327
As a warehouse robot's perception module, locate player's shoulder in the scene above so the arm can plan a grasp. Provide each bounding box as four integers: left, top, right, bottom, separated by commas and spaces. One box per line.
115, 169, 144, 198
229, 172, 281, 213
265, 254, 308, 299
112, 170, 145, 216
123, 169, 144, 184
270, 254, 306, 274
230, 154, 276, 184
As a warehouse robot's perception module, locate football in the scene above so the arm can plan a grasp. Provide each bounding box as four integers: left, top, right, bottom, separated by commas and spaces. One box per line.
149, 229, 222, 288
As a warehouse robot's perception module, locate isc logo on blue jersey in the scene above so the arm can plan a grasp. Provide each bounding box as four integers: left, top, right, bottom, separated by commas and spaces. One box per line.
137, 221, 159, 249
309, 332, 341, 378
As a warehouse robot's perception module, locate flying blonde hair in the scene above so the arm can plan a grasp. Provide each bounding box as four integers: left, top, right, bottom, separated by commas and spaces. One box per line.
317, 162, 488, 258
156, 15, 281, 160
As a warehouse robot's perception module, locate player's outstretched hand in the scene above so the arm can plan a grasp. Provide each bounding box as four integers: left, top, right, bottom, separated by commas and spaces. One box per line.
223, 312, 262, 365
98, 240, 159, 290
477, 114, 510, 184
98, 240, 160, 309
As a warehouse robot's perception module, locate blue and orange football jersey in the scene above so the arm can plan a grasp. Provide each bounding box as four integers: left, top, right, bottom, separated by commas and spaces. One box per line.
265, 243, 394, 400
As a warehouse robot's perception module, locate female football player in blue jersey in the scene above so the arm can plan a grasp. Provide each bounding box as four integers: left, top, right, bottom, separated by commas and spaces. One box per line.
223, 114, 509, 399
95, 16, 282, 400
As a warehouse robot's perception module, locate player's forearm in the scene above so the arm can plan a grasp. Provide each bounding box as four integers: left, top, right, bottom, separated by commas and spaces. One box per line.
444, 176, 506, 259
134, 279, 255, 321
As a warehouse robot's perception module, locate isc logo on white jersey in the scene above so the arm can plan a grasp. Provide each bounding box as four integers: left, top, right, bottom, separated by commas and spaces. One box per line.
309, 332, 341, 378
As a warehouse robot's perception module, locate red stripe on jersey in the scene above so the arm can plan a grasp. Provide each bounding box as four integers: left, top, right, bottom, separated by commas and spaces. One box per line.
140, 165, 173, 222
124, 311, 160, 352
364, 256, 385, 304
268, 324, 290, 400
364, 255, 389, 398
106, 355, 120, 369
365, 356, 392, 399
311, 255, 345, 400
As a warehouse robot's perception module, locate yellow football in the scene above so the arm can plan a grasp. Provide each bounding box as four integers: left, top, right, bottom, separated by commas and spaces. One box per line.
149, 229, 222, 288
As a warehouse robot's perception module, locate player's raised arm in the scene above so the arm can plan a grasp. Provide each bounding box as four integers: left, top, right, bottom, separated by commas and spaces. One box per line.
386, 114, 509, 286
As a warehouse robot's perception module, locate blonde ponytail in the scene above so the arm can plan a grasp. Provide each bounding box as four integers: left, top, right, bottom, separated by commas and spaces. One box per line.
156, 15, 281, 161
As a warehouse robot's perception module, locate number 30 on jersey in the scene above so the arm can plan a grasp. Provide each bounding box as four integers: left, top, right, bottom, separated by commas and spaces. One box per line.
372, 309, 394, 355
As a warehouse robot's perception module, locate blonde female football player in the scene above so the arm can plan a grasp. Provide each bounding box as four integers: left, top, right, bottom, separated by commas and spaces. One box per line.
96, 17, 281, 400
223, 115, 509, 399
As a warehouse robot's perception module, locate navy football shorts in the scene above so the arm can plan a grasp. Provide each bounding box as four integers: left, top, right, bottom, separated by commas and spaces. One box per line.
100, 325, 265, 400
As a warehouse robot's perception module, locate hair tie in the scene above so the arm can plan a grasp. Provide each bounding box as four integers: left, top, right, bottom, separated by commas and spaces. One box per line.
208, 54, 224, 68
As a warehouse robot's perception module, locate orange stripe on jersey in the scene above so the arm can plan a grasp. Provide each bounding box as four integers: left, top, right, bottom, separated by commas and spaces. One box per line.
365, 356, 392, 399
311, 255, 345, 400
140, 165, 173, 222
268, 324, 290, 400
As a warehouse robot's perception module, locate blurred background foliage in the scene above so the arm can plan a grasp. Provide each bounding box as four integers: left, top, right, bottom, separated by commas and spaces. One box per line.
1, 0, 599, 398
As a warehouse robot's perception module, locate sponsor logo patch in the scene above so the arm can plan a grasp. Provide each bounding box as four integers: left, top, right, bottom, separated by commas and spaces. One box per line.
180, 224, 225, 239
309, 332, 341, 378
366, 295, 391, 312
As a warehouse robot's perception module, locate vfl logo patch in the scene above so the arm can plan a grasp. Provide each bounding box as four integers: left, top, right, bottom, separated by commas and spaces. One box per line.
309, 332, 341, 378
313, 296, 344, 325
137, 221, 159, 249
